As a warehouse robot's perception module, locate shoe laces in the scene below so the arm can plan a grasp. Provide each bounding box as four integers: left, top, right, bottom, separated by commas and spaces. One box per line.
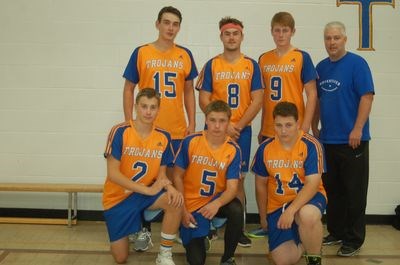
137, 228, 153, 247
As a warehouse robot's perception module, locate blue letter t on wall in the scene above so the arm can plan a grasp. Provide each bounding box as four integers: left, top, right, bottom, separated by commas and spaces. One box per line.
337, 0, 395, 50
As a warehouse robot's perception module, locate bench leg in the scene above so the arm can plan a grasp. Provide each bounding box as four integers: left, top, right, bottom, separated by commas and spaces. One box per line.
73, 192, 78, 221
67, 192, 79, 228
68, 192, 72, 227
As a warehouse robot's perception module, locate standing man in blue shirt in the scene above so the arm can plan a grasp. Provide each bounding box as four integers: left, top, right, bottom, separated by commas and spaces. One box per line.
312, 21, 374, 257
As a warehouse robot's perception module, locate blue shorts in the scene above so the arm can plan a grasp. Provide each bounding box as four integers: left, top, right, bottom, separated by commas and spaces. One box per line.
179, 211, 211, 246
171, 139, 182, 154
103, 190, 164, 242
237, 126, 252, 172
267, 192, 326, 251
167, 139, 183, 168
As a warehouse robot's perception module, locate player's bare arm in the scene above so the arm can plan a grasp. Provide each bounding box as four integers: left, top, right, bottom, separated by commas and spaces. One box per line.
158, 168, 183, 208
235, 89, 264, 131
198, 89, 212, 113
172, 165, 196, 227
255, 175, 268, 231
311, 99, 321, 138
302, 79, 317, 134
123, 79, 137, 121
258, 107, 266, 143
184, 79, 196, 135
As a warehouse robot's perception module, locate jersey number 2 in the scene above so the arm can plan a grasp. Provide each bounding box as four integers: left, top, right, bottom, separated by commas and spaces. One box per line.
131, 161, 148, 182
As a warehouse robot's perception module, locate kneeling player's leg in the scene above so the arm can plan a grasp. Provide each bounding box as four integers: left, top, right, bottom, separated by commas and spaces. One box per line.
184, 237, 207, 265
149, 192, 182, 264
267, 208, 303, 265
150, 192, 182, 237
218, 197, 243, 262
110, 237, 129, 264
270, 240, 303, 265
295, 192, 326, 265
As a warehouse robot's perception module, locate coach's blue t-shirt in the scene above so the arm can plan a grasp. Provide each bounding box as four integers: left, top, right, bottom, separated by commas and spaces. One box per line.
316, 52, 374, 144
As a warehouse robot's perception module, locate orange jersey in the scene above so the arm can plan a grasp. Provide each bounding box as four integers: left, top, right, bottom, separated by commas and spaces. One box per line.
258, 49, 317, 137
196, 54, 264, 124
251, 131, 326, 213
102, 120, 174, 210
174, 132, 241, 212
123, 44, 198, 139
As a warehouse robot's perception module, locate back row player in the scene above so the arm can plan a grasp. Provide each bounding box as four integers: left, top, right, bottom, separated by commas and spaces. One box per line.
122, 6, 198, 247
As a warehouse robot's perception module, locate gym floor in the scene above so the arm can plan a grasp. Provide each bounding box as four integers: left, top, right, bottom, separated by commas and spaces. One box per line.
0, 222, 399, 264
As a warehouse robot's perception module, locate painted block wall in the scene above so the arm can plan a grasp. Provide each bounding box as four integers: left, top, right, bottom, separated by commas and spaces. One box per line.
0, 0, 399, 214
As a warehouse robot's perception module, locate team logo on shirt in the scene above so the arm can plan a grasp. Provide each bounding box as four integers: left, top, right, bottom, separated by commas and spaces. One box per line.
215, 71, 251, 80
145, 59, 184, 69
266, 159, 303, 169
191, 155, 226, 170
263, 64, 295, 73
123, 147, 163, 158
319, 79, 341, 92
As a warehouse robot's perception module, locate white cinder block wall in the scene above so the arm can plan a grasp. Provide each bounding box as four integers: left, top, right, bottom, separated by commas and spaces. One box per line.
0, 0, 399, 215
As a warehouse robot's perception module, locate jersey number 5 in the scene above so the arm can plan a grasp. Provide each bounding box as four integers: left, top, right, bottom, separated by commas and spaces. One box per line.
153, 72, 177, 98
200, 170, 217, 197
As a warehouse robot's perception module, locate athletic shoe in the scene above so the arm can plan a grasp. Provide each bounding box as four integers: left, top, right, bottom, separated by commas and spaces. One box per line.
220, 257, 236, 265
208, 228, 218, 241
134, 227, 153, 252
322, 234, 342, 246
238, 232, 252, 247
156, 249, 175, 265
304, 254, 322, 265
337, 245, 360, 257
128, 233, 137, 243
246, 227, 268, 238
204, 236, 211, 252
174, 237, 182, 244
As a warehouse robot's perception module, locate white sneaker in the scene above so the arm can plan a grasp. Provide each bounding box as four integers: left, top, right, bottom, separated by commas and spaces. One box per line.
134, 228, 153, 252
156, 250, 175, 265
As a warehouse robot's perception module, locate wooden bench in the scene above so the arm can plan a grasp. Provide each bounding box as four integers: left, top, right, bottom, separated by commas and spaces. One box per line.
0, 183, 103, 227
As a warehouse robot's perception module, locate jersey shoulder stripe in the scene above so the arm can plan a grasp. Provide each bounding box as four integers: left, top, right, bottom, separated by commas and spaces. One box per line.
301, 133, 325, 172
155, 127, 172, 141
104, 121, 130, 158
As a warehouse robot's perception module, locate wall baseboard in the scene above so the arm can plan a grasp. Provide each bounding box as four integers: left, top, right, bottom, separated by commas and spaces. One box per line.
0, 208, 396, 225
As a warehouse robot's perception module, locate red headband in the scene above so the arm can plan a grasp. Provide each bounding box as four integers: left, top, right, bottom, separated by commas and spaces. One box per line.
220, 23, 243, 33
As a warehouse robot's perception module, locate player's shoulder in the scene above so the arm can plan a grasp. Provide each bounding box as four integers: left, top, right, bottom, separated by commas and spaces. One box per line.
258, 137, 275, 150
183, 131, 203, 144
154, 126, 172, 141
134, 43, 152, 53
175, 44, 195, 56
109, 121, 130, 133
300, 132, 323, 149
292, 48, 313, 59
259, 49, 275, 57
